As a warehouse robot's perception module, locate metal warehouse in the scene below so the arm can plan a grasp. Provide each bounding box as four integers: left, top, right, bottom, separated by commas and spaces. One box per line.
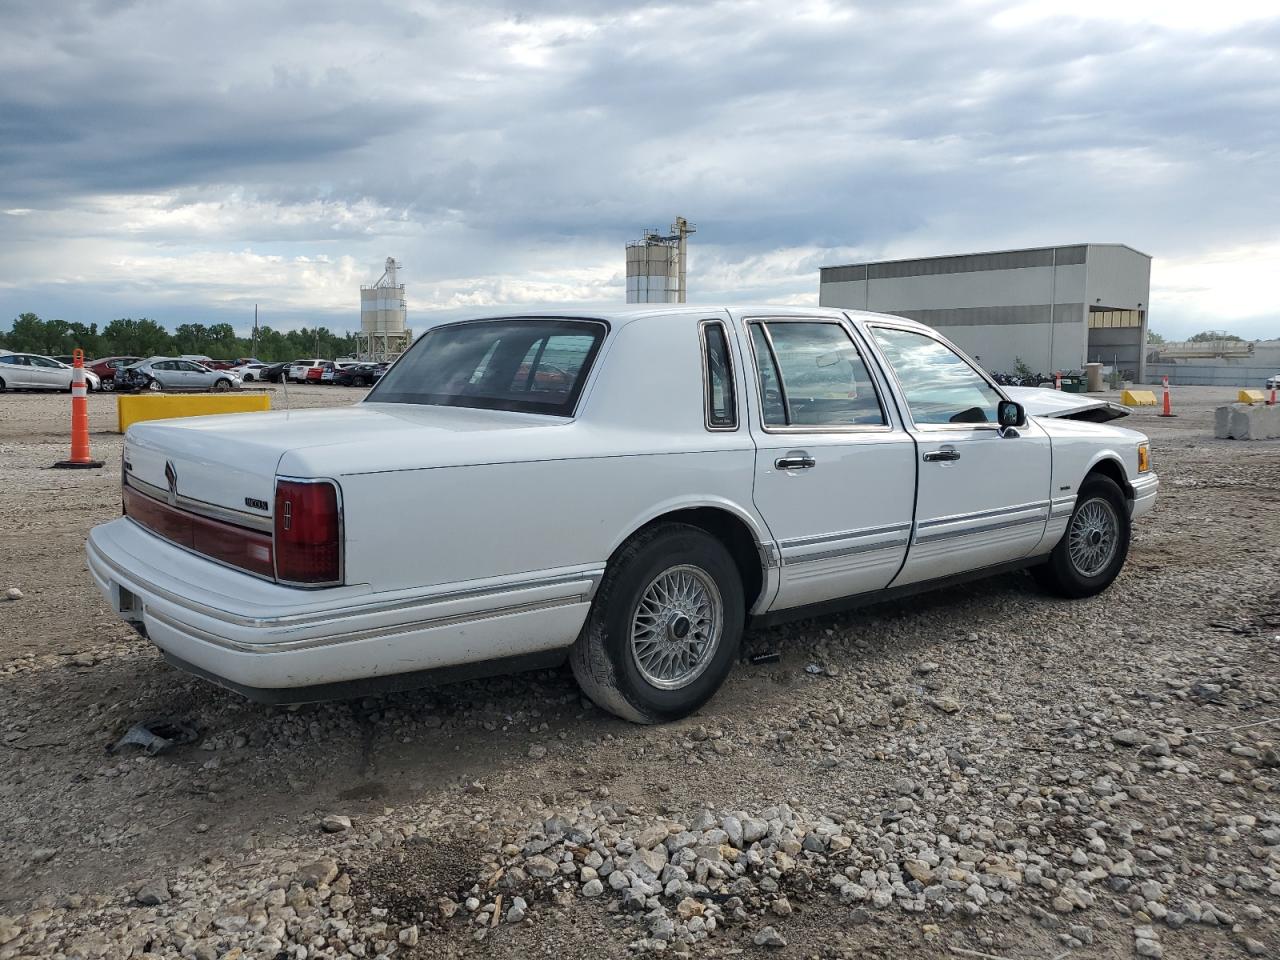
819, 244, 1151, 381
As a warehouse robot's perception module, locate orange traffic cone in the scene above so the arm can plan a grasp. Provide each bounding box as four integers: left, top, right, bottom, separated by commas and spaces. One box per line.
1054, 371, 1062, 391
53, 349, 104, 469
1158, 374, 1177, 418
1270, 386, 1277, 406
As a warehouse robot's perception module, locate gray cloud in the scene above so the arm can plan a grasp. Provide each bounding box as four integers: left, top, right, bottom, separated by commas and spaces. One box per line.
0, 0, 1277, 338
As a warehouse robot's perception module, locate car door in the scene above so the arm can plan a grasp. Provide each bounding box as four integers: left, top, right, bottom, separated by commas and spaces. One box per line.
28, 355, 67, 389
0, 354, 29, 387
743, 315, 918, 611
865, 323, 1052, 587
184, 361, 214, 389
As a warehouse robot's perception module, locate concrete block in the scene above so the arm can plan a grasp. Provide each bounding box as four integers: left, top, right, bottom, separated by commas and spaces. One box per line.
1121, 390, 1158, 406
1238, 389, 1266, 404
1215, 403, 1280, 440
117, 393, 271, 432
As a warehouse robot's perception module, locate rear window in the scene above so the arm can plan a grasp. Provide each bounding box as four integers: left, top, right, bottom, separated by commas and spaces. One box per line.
367, 318, 607, 416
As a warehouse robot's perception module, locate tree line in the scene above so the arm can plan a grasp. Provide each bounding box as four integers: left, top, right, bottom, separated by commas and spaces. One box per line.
0, 313, 361, 363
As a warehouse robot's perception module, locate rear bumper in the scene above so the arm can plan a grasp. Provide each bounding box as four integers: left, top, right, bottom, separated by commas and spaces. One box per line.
1130, 473, 1159, 520
87, 517, 597, 697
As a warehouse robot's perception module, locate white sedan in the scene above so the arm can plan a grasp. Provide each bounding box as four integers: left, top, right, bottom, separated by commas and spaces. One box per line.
87, 307, 1158, 722
0, 351, 101, 391
230, 362, 269, 382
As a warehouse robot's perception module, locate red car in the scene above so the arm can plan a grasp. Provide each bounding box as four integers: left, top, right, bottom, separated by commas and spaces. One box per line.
87, 356, 143, 389
305, 361, 336, 382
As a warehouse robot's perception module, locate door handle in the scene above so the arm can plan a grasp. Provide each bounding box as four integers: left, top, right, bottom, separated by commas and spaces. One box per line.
774, 456, 816, 470
923, 448, 961, 463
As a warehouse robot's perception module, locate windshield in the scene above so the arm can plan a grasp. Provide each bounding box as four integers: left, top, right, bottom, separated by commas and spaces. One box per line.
367, 318, 606, 416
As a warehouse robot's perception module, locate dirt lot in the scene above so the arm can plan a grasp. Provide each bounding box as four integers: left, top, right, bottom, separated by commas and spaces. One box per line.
1, 385, 1277, 959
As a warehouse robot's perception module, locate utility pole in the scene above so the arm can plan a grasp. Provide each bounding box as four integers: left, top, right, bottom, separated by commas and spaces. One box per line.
252, 304, 259, 359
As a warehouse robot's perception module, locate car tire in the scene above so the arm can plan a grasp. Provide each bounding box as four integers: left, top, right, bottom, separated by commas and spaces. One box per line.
0, 376, 5, 392
353, 376, 367, 387
570, 522, 744, 724
146, 378, 163, 392
213, 378, 232, 392
1032, 475, 1131, 599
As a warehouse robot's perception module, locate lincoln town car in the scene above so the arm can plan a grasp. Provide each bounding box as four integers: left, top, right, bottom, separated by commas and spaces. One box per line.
87, 307, 1158, 722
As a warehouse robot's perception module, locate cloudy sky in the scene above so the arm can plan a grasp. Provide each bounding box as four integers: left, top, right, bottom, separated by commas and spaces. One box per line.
1, 0, 1277, 339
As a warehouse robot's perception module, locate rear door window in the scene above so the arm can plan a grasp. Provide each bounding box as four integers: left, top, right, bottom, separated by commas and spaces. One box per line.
368, 319, 606, 416
750, 321, 886, 428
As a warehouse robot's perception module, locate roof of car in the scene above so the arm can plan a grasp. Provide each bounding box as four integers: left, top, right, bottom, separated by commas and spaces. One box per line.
423, 305, 928, 328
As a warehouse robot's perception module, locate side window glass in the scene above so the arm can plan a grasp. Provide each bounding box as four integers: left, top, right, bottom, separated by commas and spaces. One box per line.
872, 327, 1002, 425
701, 322, 736, 429
0, 355, 14, 365
751, 325, 786, 426
752, 322, 886, 427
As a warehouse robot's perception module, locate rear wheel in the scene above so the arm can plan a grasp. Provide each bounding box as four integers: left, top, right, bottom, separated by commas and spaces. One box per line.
1032, 475, 1130, 598
0, 376, 6, 392
146, 378, 163, 392
353, 376, 367, 387
570, 523, 744, 724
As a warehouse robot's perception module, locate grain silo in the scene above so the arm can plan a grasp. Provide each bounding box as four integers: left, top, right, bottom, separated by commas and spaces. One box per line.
625, 217, 695, 303
358, 257, 411, 361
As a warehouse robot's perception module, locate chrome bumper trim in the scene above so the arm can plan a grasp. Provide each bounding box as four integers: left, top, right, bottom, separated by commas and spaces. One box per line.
88, 535, 603, 631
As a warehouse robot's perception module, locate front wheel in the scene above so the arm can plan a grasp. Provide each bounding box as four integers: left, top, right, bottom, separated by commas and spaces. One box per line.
212, 378, 232, 392
1032, 475, 1131, 598
570, 523, 744, 724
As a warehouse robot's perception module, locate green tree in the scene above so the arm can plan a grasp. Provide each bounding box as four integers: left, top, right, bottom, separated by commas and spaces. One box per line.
1146, 330, 1165, 345
100, 317, 174, 357
1188, 330, 1243, 342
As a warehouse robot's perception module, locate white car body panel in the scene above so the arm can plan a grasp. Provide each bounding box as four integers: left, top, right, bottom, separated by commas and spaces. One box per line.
87, 305, 1159, 700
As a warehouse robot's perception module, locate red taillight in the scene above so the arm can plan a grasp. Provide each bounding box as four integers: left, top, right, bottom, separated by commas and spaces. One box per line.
274, 480, 342, 585
123, 486, 275, 578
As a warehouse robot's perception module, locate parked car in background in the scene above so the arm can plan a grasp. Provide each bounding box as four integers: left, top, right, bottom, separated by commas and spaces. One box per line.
0, 351, 102, 391
52, 355, 78, 365
306, 361, 336, 383
1266, 374, 1280, 391
88, 356, 144, 389
90, 307, 1158, 723
117, 357, 241, 392
333, 363, 386, 387
259, 360, 301, 383
230, 362, 270, 382
287, 359, 328, 383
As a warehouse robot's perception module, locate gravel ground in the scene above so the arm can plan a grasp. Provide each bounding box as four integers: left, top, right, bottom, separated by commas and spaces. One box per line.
1, 385, 1278, 960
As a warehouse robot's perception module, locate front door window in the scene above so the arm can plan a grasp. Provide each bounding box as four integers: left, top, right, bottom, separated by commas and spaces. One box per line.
871, 327, 1002, 425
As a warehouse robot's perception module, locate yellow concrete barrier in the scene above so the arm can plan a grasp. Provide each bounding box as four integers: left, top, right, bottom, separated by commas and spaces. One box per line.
117, 393, 271, 433
1238, 389, 1265, 404
1120, 390, 1157, 406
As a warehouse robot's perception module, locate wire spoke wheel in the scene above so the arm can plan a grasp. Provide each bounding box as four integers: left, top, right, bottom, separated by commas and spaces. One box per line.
630, 564, 723, 690
1068, 497, 1119, 577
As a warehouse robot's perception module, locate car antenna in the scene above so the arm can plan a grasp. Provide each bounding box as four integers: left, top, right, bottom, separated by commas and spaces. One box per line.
279, 364, 291, 412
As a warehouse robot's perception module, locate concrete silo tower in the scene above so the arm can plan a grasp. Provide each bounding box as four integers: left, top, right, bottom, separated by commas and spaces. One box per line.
359, 257, 411, 361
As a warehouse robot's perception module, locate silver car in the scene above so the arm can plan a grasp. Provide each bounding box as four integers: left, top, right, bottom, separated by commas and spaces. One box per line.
0, 351, 102, 391
120, 357, 241, 392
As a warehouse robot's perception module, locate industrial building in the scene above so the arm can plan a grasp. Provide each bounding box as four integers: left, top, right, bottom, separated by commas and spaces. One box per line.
1149, 338, 1280, 387
819, 244, 1151, 381
358, 257, 411, 362
625, 218, 695, 304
